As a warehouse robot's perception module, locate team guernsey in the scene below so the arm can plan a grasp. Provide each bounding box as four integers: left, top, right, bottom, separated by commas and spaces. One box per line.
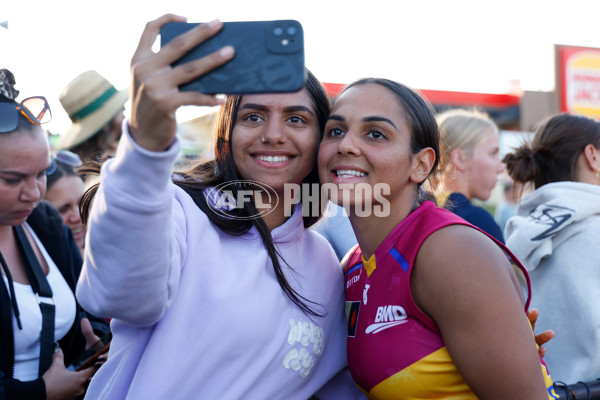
344, 201, 557, 399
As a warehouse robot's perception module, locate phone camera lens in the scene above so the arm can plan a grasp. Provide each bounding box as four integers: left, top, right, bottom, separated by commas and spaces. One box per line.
286, 27, 297, 35
273, 27, 283, 36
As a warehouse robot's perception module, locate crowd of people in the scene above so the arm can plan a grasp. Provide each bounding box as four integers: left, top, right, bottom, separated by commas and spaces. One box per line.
1, 12, 599, 400
0, 69, 109, 400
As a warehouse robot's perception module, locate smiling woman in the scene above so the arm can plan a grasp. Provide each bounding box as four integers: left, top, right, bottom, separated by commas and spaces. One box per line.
318, 78, 557, 399
230, 92, 319, 203
75, 14, 363, 400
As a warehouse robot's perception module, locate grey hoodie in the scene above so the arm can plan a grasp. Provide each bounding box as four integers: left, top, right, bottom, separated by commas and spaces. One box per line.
505, 181, 600, 384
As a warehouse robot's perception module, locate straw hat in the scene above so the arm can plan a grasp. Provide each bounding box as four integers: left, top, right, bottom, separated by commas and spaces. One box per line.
57, 70, 128, 150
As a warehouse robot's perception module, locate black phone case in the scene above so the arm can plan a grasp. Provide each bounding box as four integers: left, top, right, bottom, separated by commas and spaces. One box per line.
160, 20, 305, 94
68, 332, 112, 371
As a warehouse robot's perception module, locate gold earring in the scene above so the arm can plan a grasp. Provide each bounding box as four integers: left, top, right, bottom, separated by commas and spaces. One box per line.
596, 168, 599, 179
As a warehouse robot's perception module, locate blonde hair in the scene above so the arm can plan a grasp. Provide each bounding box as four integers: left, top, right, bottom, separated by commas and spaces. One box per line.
437, 108, 498, 174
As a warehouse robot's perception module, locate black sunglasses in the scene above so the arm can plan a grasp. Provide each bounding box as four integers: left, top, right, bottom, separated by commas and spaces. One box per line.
0, 96, 52, 133
46, 150, 82, 176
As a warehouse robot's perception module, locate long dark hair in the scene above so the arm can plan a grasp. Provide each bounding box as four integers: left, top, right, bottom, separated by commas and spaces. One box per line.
81, 70, 331, 317
175, 70, 330, 317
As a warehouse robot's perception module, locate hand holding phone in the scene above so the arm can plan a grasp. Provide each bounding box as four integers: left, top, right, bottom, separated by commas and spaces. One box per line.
160, 20, 306, 94
67, 332, 112, 371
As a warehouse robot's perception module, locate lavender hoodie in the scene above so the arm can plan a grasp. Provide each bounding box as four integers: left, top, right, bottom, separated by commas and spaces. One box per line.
76, 128, 362, 399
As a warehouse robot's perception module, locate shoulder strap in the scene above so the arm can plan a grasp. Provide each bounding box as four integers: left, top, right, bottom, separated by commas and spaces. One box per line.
14, 226, 52, 297
13, 225, 55, 377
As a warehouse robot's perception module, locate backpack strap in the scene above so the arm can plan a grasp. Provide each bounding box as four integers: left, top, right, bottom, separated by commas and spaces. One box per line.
14, 226, 55, 377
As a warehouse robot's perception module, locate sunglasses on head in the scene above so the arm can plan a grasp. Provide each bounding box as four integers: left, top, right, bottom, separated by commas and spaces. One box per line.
46, 150, 82, 176
0, 96, 52, 133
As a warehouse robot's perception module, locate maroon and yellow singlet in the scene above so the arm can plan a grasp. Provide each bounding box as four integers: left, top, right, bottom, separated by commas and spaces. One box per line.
344, 201, 557, 399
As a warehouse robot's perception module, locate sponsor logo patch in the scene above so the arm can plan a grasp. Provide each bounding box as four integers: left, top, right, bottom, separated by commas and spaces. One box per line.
365, 305, 408, 334
346, 301, 361, 337
346, 263, 362, 289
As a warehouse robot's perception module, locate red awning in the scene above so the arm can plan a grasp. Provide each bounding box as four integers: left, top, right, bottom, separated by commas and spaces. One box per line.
322, 82, 520, 108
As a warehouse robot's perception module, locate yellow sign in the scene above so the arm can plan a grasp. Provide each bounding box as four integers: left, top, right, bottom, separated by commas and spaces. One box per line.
565, 51, 600, 117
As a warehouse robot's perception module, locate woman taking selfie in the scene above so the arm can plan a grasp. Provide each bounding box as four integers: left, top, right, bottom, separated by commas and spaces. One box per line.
318, 78, 557, 399
76, 15, 362, 399
0, 70, 106, 400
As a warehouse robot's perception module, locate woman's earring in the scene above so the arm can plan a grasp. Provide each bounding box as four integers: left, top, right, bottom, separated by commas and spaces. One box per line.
595, 168, 599, 179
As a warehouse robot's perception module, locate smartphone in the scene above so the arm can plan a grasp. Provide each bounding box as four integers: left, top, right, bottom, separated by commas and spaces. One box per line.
67, 332, 112, 371
160, 20, 306, 94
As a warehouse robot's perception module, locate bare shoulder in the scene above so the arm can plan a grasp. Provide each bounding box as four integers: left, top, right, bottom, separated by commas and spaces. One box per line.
411, 225, 549, 399
417, 224, 509, 275
412, 224, 519, 319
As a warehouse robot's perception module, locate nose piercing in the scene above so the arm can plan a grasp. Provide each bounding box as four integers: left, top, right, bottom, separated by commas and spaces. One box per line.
261, 136, 265, 143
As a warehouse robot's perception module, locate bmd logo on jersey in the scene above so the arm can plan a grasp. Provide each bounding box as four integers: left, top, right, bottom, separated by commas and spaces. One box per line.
365, 305, 408, 334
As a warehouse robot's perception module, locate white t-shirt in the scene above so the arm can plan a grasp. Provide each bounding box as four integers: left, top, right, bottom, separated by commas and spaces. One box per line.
2, 223, 76, 381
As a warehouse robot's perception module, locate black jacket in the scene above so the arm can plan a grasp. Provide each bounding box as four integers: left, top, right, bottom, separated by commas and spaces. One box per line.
0, 201, 109, 400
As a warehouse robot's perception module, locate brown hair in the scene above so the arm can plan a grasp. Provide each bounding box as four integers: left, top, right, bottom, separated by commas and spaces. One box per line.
81, 70, 331, 318
503, 113, 600, 191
